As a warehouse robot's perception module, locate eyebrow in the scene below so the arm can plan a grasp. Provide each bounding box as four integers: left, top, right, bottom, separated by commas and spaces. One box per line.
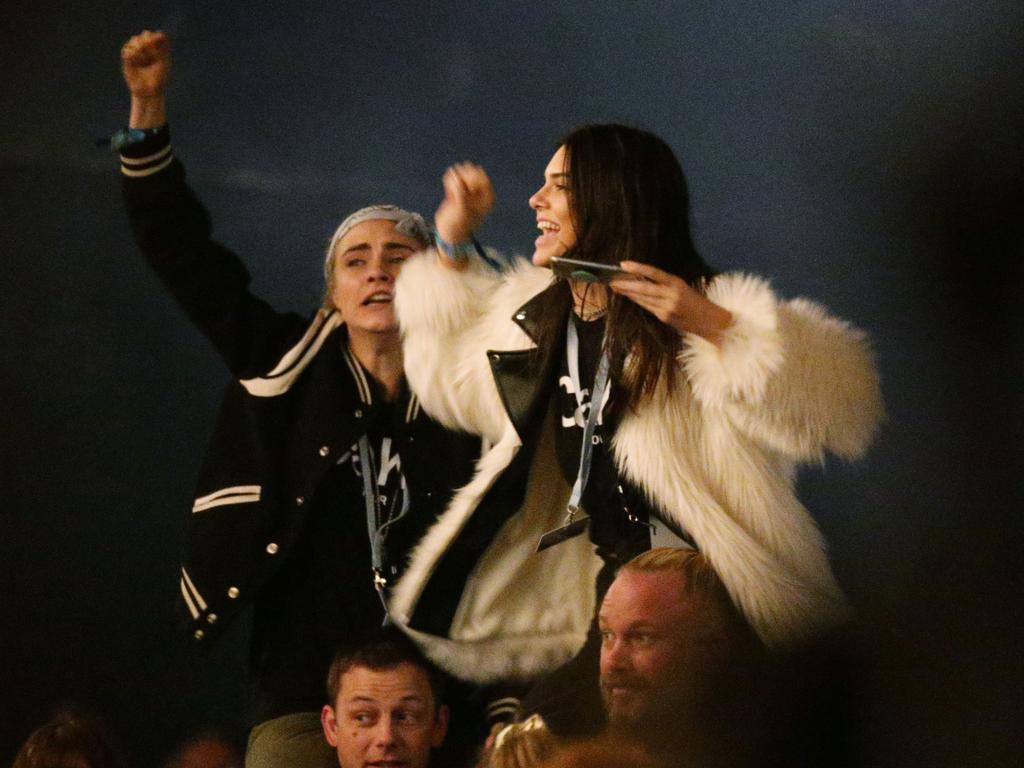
347, 694, 427, 704
623, 623, 661, 635
548, 172, 570, 181
341, 241, 417, 257
598, 620, 659, 632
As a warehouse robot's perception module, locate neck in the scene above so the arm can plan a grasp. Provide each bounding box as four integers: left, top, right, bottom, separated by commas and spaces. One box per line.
570, 279, 609, 320
346, 329, 404, 402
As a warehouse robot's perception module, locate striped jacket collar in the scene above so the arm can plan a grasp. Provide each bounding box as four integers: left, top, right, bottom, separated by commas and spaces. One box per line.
237, 308, 421, 422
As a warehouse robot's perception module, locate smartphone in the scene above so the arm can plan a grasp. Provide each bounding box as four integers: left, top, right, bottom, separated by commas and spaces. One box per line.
549, 256, 628, 283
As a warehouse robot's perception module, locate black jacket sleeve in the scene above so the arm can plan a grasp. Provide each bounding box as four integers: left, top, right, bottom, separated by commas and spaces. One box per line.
120, 125, 309, 378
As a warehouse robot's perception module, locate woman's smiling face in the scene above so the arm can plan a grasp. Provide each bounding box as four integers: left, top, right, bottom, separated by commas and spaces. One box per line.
528, 144, 578, 267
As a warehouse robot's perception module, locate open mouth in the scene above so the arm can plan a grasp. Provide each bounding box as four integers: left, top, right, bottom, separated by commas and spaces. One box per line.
605, 685, 639, 695
536, 220, 561, 238
536, 220, 561, 247
601, 677, 646, 696
362, 292, 393, 306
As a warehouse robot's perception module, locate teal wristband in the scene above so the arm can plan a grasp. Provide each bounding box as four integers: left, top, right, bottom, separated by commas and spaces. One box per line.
105, 125, 166, 152
434, 232, 474, 263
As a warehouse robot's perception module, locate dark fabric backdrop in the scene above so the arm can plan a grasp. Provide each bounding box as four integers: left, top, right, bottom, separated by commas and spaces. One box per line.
2, 1, 1021, 765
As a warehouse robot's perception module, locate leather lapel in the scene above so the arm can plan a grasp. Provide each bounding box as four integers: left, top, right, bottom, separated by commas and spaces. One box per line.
487, 285, 563, 441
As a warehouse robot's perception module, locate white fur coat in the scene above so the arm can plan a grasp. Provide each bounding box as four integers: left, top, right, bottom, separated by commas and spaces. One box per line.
391, 253, 883, 682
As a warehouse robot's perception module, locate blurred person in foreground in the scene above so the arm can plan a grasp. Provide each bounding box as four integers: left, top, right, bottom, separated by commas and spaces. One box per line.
479, 715, 558, 768
165, 729, 244, 768
12, 709, 125, 768
536, 738, 666, 768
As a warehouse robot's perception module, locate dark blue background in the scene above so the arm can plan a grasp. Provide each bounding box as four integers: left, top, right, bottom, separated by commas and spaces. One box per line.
3, 1, 1022, 765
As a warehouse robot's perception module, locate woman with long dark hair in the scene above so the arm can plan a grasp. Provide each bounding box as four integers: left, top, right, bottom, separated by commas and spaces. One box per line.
390, 124, 882, 705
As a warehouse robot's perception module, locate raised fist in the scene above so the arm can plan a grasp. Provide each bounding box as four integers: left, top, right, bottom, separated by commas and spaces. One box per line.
121, 30, 171, 98
435, 162, 496, 244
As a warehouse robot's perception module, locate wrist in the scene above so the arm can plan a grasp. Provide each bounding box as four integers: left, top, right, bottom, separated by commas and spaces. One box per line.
690, 300, 733, 345
434, 221, 472, 245
434, 231, 476, 264
129, 94, 167, 129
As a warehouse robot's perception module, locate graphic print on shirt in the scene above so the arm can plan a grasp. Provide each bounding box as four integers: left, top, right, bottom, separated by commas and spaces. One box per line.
338, 437, 406, 509
336, 436, 408, 585
559, 373, 609, 441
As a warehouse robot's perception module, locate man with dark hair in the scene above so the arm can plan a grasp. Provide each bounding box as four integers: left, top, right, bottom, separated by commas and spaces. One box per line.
321, 631, 449, 768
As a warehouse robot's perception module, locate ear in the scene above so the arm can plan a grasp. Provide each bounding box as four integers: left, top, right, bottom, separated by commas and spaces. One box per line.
321, 704, 339, 747
431, 704, 450, 748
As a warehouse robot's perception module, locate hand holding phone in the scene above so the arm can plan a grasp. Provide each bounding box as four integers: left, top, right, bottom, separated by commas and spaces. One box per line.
549, 256, 628, 283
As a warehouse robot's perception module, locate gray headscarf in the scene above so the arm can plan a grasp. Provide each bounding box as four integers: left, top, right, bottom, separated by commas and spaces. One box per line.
323, 204, 431, 285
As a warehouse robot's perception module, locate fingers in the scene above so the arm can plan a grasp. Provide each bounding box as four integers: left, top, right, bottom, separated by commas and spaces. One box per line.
611, 271, 691, 304
610, 283, 681, 330
611, 260, 729, 339
441, 161, 495, 218
444, 162, 473, 193
436, 161, 495, 247
609, 283, 665, 320
611, 271, 709, 336
122, 29, 170, 66
445, 162, 494, 207
149, 31, 171, 59
618, 260, 672, 283
442, 166, 467, 205
609, 279, 669, 312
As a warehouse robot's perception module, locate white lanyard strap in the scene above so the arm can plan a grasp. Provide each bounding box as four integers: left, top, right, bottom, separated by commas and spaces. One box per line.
566, 316, 611, 519
358, 435, 409, 622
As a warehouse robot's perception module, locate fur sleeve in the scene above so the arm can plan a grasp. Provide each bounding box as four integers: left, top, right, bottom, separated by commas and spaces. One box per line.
680, 273, 883, 461
394, 251, 509, 441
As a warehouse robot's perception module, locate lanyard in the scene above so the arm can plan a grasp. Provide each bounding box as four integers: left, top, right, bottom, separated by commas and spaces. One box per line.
358, 435, 410, 622
565, 315, 611, 520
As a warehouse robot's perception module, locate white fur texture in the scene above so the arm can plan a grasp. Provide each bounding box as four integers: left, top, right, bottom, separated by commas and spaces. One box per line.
393, 256, 882, 676
395, 253, 552, 444
391, 407, 603, 682
681, 273, 783, 407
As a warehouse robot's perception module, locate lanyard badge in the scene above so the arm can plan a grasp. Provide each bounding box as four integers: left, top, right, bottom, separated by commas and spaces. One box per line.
537, 316, 611, 553
358, 435, 409, 622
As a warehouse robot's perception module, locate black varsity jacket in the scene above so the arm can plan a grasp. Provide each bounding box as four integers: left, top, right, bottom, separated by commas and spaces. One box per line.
119, 126, 481, 645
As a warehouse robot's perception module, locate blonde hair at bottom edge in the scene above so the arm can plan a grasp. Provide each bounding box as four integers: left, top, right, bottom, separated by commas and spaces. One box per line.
483, 715, 558, 768
483, 716, 668, 768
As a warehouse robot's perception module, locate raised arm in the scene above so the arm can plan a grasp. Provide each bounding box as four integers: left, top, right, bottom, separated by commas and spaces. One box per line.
122, 29, 169, 128
608, 253, 881, 462
432, 162, 495, 269
118, 31, 310, 378
610, 260, 734, 345
680, 273, 883, 462
395, 164, 517, 441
